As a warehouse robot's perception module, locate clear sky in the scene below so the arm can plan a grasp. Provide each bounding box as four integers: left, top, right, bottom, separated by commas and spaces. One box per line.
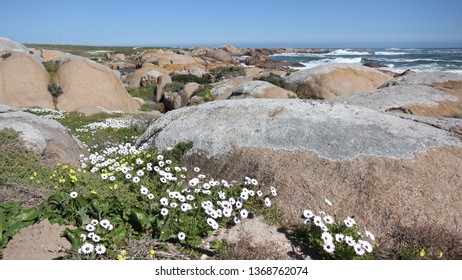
1, 0, 461, 48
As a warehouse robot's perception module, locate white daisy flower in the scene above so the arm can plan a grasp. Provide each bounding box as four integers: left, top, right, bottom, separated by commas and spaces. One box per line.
228, 198, 236, 205
70, 191, 78, 199
100, 219, 110, 229
90, 219, 99, 226
157, 155, 164, 161
160, 197, 168, 206
158, 161, 165, 167
202, 190, 211, 195
160, 208, 169, 216
132, 176, 140, 183
335, 233, 345, 243
345, 236, 356, 246
240, 209, 249, 219
109, 176, 115, 181
207, 218, 217, 228
303, 219, 311, 224
365, 230, 375, 241
174, 166, 182, 172
170, 202, 178, 208
321, 232, 333, 244
160, 177, 167, 184
80, 243, 94, 254
125, 173, 132, 180
313, 216, 323, 226
136, 158, 144, 165
240, 192, 249, 200
323, 215, 334, 224
264, 197, 272, 207
136, 170, 144, 176
165, 160, 172, 165
361, 240, 373, 253
178, 232, 186, 241
323, 243, 335, 253
92, 234, 101, 243
189, 178, 200, 187
256, 190, 263, 197
140, 186, 149, 195
251, 179, 258, 186
234, 217, 241, 224
235, 201, 243, 209
303, 209, 314, 218
101, 174, 108, 180
319, 223, 329, 232
223, 208, 232, 217
354, 243, 365, 256
194, 167, 200, 172
186, 194, 195, 201
154, 166, 160, 172
95, 244, 106, 255
107, 224, 113, 231
87, 232, 94, 238
148, 193, 154, 200
79, 234, 86, 241
198, 174, 206, 179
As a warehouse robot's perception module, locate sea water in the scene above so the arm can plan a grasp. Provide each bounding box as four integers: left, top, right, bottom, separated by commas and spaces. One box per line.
268, 48, 462, 74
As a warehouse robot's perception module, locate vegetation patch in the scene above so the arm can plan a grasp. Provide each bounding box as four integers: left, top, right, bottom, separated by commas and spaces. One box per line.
192, 85, 213, 102
255, 73, 286, 88
170, 74, 209, 85
125, 85, 155, 101
208, 66, 245, 80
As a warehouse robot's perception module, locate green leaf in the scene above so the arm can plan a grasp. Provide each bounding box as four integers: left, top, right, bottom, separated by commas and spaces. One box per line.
15, 207, 40, 222
159, 227, 172, 241
5, 221, 24, 237
0, 218, 5, 239
110, 224, 126, 245
128, 209, 149, 231
63, 228, 82, 250
47, 193, 68, 205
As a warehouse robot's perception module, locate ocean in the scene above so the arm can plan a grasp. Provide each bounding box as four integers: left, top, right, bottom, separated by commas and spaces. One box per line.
268, 48, 462, 74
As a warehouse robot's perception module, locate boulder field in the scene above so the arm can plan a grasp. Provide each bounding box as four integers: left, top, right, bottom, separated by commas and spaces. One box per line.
137, 99, 462, 252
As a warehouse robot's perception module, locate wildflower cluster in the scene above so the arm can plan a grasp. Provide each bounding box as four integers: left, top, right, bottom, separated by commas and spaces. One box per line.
75, 118, 145, 133
41, 141, 279, 254
21, 108, 68, 120
77, 218, 114, 258
298, 199, 377, 260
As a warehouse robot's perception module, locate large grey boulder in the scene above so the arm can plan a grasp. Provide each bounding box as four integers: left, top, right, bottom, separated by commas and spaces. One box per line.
137, 99, 462, 252
284, 63, 393, 99
333, 72, 462, 118
0, 105, 87, 167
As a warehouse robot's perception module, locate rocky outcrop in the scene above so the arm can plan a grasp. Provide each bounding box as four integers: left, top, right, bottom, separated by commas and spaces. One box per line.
137, 99, 462, 251
228, 81, 297, 99
0, 51, 54, 109
163, 82, 200, 111
0, 37, 43, 65
211, 78, 295, 100
0, 105, 86, 167
53, 57, 140, 115
140, 49, 198, 66
333, 72, 462, 118
219, 45, 244, 56
284, 64, 394, 99
124, 66, 170, 87
36, 49, 67, 61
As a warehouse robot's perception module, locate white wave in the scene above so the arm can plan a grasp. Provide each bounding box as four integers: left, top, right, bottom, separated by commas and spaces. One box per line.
232, 55, 250, 61
290, 57, 362, 70
381, 63, 462, 74
375, 51, 408, 55
269, 52, 319, 57
329, 49, 370, 55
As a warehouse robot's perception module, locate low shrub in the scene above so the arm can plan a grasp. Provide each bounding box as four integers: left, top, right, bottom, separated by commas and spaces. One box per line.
170, 74, 209, 85
255, 73, 286, 88
208, 66, 245, 80
192, 85, 213, 102
125, 85, 155, 101
48, 83, 64, 99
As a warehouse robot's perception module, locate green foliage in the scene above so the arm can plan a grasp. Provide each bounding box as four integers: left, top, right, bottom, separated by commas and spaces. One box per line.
255, 73, 286, 88
125, 85, 155, 101
0, 129, 39, 185
42, 60, 60, 78
170, 74, 209, 84
208, 66, 245, 80
164, 81, 184, 93
0, 202, 41, 251
193, 85, 213, 102
48, 83, 64, 99
140, 102, 164, 112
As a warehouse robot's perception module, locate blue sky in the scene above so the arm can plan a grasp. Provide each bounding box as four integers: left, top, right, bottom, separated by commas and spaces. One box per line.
1, 0, 461, 48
